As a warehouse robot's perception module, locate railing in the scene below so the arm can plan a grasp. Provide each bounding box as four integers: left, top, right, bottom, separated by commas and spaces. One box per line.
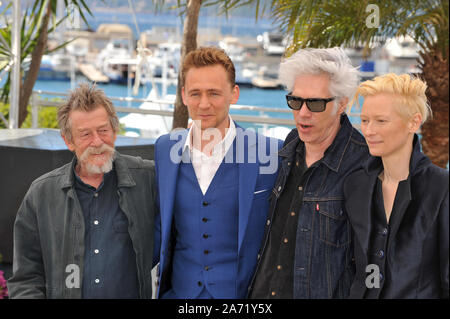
30, 90, 361, 131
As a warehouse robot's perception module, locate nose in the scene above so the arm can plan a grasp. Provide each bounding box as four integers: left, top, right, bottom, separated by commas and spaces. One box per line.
198, 93, 211, 109
293, 101, 312, 120
363, 121, 375, 137
90, 131, 104, 147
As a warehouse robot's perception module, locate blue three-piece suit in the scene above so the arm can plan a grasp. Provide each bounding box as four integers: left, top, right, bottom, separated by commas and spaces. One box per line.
153, 123, 282, 298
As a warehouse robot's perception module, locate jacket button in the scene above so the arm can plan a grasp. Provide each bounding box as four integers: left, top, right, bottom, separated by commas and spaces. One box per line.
202, 217, 208, 222
203, 233, 209, 239
377, 250, 384, 258
202, 201, 209, 206
204, 266, 210, 271
204, 250, 210, 255
266, 219, 271, 226
198, 281, 203, 286
382, 228, 388, 236
277, 186, 281, 191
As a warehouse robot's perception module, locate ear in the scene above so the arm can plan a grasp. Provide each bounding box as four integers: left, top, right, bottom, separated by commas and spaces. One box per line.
112, 130, 118, 144
231, 85, 240, 104
409, 113, 422, 133
62, 134, 75, 152
337, 97, 349, 115
181, 86, 187, 106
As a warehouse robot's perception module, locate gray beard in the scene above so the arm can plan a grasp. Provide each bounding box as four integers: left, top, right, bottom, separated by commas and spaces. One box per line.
79, 145, 116, 175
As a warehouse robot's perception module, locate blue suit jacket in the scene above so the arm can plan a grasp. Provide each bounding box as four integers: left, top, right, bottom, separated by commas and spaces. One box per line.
153, 123, 282, 298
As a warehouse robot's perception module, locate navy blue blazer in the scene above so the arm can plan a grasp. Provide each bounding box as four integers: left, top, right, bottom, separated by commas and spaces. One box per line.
153, 123, 283, 298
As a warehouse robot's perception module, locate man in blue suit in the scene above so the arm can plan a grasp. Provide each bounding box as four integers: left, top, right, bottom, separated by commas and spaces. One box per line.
153, 47, 282, 299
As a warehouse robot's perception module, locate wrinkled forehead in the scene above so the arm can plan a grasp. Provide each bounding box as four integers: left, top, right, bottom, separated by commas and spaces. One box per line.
68, 106, 112, 129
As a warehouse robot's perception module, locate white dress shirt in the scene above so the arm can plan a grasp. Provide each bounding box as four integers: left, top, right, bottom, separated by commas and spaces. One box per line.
183, 116, 236, 195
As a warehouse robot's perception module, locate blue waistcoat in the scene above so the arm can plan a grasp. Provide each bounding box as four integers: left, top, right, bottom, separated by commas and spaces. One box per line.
154, 125, 283, 299
167, 158, 240, 299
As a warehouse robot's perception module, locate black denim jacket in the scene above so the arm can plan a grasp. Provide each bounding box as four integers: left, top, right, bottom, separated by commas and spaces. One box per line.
249, 114, 369, 298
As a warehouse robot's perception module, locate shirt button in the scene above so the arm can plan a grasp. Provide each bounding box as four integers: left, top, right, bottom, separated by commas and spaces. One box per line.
290, 212, 295, 216
94, 249, 99, 254
298, 186, 303, 191
94, 193, 98, 197
283, 238, 288, 243
94, 220, 99, 225
277, 265, 282, 270
266, 219, 271, 226
382, 228, 388, 236
257, 254, 261, 260
94, 279, 100, 284
271, 291, 276, 296
277, 186, 281, 191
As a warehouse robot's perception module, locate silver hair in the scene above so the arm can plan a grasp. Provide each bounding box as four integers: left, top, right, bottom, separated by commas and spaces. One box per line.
278, 47, 359, 102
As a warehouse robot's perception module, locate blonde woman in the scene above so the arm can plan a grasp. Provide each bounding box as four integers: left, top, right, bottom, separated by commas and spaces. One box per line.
344, 73, 448, 299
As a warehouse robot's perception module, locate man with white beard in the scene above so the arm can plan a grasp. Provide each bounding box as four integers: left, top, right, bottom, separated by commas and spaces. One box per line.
7, 83, 157, 299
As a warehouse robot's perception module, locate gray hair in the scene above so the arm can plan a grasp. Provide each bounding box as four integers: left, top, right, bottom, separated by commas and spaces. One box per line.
278, 47, 359, 102
57, 83, 119, 142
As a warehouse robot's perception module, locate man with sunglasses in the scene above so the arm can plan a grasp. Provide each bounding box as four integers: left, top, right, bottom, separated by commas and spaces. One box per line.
249, 47, 369, 299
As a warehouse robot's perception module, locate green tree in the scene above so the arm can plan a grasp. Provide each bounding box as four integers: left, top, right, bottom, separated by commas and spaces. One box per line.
269, 0, 449, 168
0, 0, 92, 128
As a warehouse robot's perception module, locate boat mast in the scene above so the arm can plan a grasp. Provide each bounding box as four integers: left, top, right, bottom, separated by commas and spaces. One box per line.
9, 0, 21, 129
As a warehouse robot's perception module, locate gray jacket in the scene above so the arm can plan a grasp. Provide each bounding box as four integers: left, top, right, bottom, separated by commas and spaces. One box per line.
7, 152, 157, 299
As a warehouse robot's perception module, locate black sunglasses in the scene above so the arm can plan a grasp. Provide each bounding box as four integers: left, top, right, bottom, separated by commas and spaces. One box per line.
286, 94, 336, 112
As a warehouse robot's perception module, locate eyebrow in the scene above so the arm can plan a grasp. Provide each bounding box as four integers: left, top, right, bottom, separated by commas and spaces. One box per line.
187, 88, 222, 93
76, 123, 109, 132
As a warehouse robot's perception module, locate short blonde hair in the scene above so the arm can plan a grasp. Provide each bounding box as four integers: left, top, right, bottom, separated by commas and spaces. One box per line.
58, 83, 119, 142
352, 73, 432, 123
